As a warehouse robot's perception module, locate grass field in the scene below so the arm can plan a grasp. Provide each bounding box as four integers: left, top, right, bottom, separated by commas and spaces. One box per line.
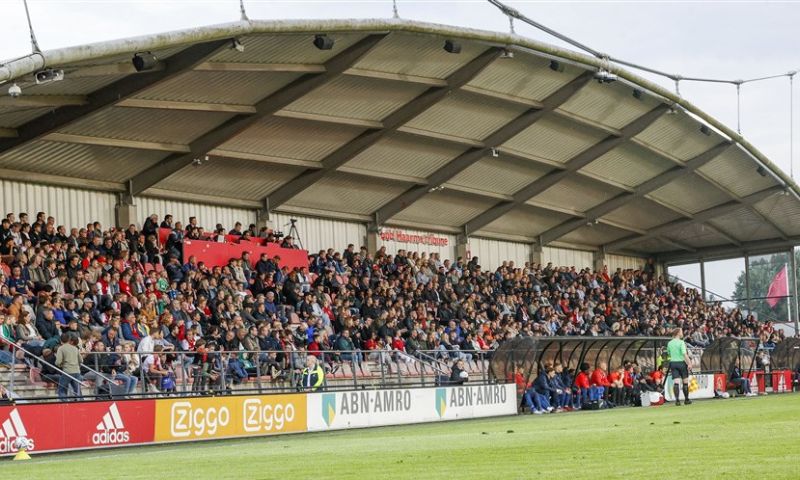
4, 394, 800, 479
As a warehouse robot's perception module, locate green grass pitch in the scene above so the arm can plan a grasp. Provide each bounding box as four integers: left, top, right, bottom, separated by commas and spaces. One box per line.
5, 394, 800, 479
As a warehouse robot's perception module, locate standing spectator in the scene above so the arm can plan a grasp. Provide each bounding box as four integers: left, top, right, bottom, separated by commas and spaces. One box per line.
55, 334, 82, 400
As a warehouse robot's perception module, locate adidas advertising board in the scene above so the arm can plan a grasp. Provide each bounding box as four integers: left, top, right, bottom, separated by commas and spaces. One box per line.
0, 409, 33, 454
0, 400, 154, 456
92, 403, 130, 445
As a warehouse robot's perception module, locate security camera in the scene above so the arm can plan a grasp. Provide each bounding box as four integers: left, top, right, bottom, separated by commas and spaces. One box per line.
8, 83, 22, 98
594, 69, 617, 83
34, 69, 64, 85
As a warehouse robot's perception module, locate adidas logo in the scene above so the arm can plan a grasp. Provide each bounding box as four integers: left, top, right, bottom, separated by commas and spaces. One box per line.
92, 403, 130, 445
0, 409, 35, 453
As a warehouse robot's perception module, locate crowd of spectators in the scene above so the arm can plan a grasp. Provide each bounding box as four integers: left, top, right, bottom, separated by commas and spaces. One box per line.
0, 211, 788, 397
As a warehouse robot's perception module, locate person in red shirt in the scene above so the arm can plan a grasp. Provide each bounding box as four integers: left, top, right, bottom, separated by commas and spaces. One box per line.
607, 366, 625, 407
648, 365, 669, 393
622, 363, 635, 405
307, 332, 322, 359
575, 362, 600, 406
591, 362, 612, 407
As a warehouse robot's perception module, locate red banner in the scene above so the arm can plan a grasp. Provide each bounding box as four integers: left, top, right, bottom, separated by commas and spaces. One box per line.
713, 373, 727, 392
0, 400, 155, 455
771, 370, 792, 393
183, 239, 308, 272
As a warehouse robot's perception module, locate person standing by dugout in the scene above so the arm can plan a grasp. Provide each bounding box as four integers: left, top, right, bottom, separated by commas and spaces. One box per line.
667, 328, 692, 406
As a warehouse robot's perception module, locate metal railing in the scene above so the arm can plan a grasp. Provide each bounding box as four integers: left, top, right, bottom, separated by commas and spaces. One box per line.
0, 345, 494, 403
0, 336, 95, 399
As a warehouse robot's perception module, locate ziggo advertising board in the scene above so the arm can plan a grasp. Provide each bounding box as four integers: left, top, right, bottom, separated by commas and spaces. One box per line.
0, 385, 516, 455
153, 394, 307, 442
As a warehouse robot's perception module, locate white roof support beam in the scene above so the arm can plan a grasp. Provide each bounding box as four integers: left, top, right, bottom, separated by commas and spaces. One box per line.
263, 47, 504, 213
344, 68, 447, 86
462, 104, 670, 236
43, 132, 190, 153
0, 95, 87, 108
369, 72, 594, 227
117, 98, 256, 114
0, 128, 17, 138
194, 62, 326, 73
126, 34, 388, 200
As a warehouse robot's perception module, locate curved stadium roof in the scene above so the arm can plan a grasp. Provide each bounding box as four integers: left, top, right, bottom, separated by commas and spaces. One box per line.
1, 18, 799, 262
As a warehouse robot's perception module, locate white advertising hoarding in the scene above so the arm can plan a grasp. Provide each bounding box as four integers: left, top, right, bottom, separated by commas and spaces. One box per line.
307, 384, 517, 431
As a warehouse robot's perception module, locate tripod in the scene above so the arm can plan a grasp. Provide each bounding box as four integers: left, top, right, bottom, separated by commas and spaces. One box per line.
285, 218, 303, 249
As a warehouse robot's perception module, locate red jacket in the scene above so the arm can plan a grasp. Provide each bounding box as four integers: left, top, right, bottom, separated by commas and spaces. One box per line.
623, 370, 634, 387
591, 368, 610, 387
575, 371, 590, 389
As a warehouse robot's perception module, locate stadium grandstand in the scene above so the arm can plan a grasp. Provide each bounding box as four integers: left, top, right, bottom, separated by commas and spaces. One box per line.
0, 11, 799, 470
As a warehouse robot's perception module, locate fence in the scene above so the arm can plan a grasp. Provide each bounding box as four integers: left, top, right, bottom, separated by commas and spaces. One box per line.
1, 343, 492, 403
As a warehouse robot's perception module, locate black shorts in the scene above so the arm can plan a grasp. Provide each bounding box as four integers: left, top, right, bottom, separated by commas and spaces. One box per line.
670, 361, 689, 380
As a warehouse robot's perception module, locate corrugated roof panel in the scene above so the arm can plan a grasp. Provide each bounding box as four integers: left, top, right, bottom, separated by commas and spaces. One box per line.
446, 156, 549, 196
467, 51, 584, 103
478, 205, 569, 237
648, 175, 730, 214
633, 110, 721, 162
403, 90, 528, 142
0, 106, 52, 128
625, 237, 675, 253
352, 32, 487, 79
134, 70, 301, 105
283, 75, 429, 122
342, 132, 465, 178
580, 142, 675, 188
154, 157, 302, 200
501, 114, 606, 165
708, 207, 777, 243
0, 140, 166, 182
754, 193, 800, 236
697, 145, 778, 197
530, 176, 624, 214
394, 190, 496, 227
59, 107, 233, 144
561, 223, 631, 246
666, 223, 726, 248
216, 117, 364, 162
285, 172, 406, 215
558, 81, 660, 129
603, 199, 683, 230
209, 33, 366, 64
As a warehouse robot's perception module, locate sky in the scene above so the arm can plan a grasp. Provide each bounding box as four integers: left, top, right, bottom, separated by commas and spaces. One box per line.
1, 0, 799, 299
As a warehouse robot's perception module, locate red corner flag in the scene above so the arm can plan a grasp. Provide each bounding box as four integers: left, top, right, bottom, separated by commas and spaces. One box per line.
766, 265, 789, 308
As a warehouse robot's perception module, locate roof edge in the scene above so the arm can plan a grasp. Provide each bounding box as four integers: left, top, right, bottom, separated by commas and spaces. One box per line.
0, 17, 797, 201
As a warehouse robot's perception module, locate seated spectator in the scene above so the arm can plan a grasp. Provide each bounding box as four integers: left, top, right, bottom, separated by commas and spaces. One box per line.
449, 359, 469, 385
591, 362, 613, 408
728, 359, 755, 397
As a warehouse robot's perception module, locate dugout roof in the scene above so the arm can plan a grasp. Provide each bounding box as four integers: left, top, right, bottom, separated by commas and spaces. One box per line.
1, 19, 799, 261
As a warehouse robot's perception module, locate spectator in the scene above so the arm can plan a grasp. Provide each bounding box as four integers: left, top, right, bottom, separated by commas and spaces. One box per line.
449, 359, 468, 385
55, 334, 82, 400
300, 355, 325, 391
728, 359, 755, 397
